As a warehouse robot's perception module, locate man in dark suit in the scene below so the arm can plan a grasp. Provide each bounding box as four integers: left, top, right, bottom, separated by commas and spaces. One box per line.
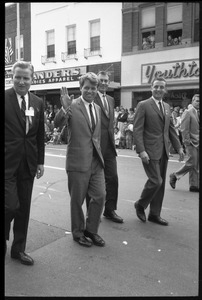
87, 71, 123, 223
5, 61, 45, 265
169, 94, 199, 192
133, 77, 184, 225
54, 73, 106, 247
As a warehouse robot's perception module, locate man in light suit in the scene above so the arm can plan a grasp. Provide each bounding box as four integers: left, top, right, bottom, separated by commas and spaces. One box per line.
87, 71, 123, 223
54, 72, 106, 247
5, 61, 45, 265
133, 77, 184, 225
169, 94, 199, 192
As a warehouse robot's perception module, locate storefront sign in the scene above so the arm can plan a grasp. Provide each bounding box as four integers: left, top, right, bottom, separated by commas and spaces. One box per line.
32, 66, 87, 85
142, 60, 199, 84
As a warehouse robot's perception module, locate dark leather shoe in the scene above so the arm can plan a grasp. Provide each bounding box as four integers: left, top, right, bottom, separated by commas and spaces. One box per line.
84, 230, 105, 247
189, 186, 199, 192
11, 252, 34, 265
148, 215, 168, 226
169, 173, 177, 189
134, 201, 146, 222
74, 236, 92, 247
103, 210, 123, 223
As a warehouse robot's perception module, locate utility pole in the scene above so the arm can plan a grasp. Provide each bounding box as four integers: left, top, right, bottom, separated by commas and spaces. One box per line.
16, 3, 20, 61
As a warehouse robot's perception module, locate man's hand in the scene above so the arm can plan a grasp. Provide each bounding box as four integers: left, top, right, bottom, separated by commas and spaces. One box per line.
139, 151, 150, 164
178, 148, 184, 162
36, 164, 44, 179
60, 87, 74, 110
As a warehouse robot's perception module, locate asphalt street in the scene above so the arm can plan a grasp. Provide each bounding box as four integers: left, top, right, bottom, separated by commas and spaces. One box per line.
5, 145, 199, 297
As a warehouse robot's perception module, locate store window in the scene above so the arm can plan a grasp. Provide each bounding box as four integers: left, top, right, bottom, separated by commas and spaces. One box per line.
90, 19, 100, 51
67, 25, 76, 55
141, 6, 156, 50
46, 30, 55, 58
166, 3, 182, 46
193, 2, 199, 42
15, 34, 24, 61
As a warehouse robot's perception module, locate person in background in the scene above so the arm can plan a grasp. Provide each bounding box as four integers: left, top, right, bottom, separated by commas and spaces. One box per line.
114, 106, 120, 128
54, 73, 106, 247
117, 107, 128, 133
114, 127, 121, 149
133, 77, 184, 226
169, 94, 199, 192
5, 61, 45, 265
86, 71, 123, 223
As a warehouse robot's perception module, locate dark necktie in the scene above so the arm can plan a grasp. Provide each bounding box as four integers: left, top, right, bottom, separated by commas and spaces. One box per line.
89, 103, 95, 132
21, 95, 26, 122
103, 94, 109, 115
158, 101, 164, 119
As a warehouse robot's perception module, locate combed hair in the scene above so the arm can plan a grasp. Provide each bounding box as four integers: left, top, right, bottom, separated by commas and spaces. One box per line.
12, 61, 34, 76
192, 94, 199, 102
79, 72, 99, 88
97, 70, 109, 78
151, 76, 166, 86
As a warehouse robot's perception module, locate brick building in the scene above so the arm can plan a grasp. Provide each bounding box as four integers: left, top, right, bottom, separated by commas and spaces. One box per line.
5, 3, 31, 89
121, 2, 199, 109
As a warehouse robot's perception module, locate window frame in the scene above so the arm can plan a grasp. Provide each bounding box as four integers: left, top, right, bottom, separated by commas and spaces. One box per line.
165, 3, 183, 47
192, 2, 199, 43
46, 30, 55, 58
139, 5, 156, 51
67, 25, 76, 55
89, 19, 100, 52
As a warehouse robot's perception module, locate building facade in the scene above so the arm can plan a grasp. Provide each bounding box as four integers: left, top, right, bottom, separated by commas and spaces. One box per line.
30, 2, 122, 108
5, 3, 31, 89
121, 2, 199, 109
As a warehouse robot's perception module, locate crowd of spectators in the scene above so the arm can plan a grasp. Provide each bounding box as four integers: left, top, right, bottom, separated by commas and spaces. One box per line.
114, 106, 136, 150
44, 103, 67, 145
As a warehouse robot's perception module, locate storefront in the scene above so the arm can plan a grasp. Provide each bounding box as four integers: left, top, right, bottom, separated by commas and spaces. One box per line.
121, 46, 199, 109
30, 63, 121, 109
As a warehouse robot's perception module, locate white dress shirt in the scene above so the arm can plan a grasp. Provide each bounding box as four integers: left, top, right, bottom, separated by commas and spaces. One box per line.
152, 96, 164, 113
80, 96, 96, 127
98, 91, 109, 112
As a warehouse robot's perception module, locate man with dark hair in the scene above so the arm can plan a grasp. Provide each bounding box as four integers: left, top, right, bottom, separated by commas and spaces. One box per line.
5, 61, 45, 265
86, 70, 123, 223
169, 94, 199, 192
54, 72, 106, 247
133, 77, 184, 225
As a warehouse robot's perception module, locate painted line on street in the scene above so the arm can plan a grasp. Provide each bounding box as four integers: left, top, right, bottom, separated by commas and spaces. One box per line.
45, 152, 182, 163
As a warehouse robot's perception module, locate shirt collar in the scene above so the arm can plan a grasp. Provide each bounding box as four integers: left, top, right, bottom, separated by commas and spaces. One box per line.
152, 96, 163, 104
80, 96, 94, 106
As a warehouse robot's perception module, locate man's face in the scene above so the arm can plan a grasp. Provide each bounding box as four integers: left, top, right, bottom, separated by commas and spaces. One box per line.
80, 79, 97, 103
151, 79, 166, 101
13, 67, 32, 96
192, 95, 200, 110
97, 74, 109, 94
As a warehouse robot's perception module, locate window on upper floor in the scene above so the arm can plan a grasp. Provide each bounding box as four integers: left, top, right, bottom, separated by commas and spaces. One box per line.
67, 25, 76, 55
15, 34, 24, 61
90, 19, 100, 52
141, 6, 156, 50
166, 3, 182, 47
193, 2, 199, 42
46, 30, 55, 58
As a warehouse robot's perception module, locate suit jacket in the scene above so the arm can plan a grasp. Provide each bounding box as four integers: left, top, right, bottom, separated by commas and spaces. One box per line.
54, 97, 104, 172
133, 97, 181, 160
181, 106, 199, 148
94, 93, 117, 156
5, 87, 45, 179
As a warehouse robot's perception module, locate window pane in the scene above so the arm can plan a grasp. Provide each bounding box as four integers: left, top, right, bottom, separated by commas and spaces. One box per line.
90, 20, 100, 37
47, 31, 54, 45
167, 3, 182, 24
68, 40, 76, 54
67, 26, 76, 41
47, 44, 55, 58
195, 3, 199, 20
141, 6, 155, 28
90, 36, 100, 51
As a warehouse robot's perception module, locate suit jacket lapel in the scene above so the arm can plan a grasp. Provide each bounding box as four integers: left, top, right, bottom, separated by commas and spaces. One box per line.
95, 94, 109, 118
78, 97, 92, 131
11, 88, 25, 129
150, 98, 165, 121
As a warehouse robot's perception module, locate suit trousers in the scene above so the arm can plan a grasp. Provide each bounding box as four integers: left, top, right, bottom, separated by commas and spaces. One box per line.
174, 145, 199, 188
67, 156, 105, 240
5, 155, 34, 253
138, 148, 168, 216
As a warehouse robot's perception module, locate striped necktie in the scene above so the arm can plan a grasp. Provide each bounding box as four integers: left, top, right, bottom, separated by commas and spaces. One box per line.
103, 94, 109, 115
21, 95, 26, 122
89, 103, 95, 132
